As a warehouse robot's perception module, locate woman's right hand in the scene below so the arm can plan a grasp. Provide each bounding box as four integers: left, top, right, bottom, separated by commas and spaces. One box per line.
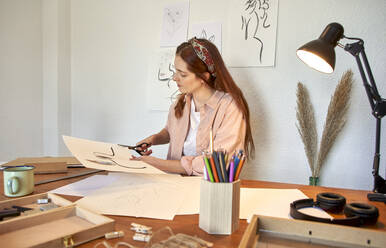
135, 137, 153, 156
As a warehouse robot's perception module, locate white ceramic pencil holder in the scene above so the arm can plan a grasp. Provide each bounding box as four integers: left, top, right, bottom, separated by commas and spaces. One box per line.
199, 179, 240, 235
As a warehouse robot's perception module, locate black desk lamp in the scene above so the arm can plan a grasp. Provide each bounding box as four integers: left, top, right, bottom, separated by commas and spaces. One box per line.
296, 23, 386, 198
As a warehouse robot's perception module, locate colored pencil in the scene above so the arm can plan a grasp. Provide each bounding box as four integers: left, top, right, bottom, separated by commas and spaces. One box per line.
209, 129, 214, 153
234, 155, 246, 180
232, 152, 241, 181
229, 158, 235, 182
203, 152, 214, 182
212, 151, 224, 182
203, 165, 208, 180
224, 153, 229, 168
209, 153, 219, 182
219, 151, 228, 182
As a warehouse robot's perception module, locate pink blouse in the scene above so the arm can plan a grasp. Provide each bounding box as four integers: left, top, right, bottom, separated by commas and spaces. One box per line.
163, 90, 246, 176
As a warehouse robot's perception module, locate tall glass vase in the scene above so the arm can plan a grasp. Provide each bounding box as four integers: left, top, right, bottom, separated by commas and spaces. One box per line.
309, 176, 319, 186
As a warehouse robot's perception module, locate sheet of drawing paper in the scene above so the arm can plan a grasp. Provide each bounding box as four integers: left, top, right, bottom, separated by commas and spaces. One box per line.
174, 176, 201, 215
75, 173, 186, 220
63, 136, 166, 174
160, 1, 189, 47
146, 48, 178, 111
189, 22, 222, 53
225, 0, 279, 67
240, 188, 332, 222
108, 172, 201, 215
49, 174, 118, 196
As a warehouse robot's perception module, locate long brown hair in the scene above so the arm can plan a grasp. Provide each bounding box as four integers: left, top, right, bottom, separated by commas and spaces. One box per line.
174, 38, 255, 157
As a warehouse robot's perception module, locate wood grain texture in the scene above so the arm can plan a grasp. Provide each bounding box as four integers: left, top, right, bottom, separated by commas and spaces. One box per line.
199, 180, 240, 235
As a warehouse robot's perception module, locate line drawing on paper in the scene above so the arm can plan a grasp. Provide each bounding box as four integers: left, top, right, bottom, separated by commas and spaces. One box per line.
164, 8, 184, 38
158, 63, 175, 88
198, 29, 215, 43
241, 0, 271, 63
190, 22, 222, 54
157, 52, 179, 103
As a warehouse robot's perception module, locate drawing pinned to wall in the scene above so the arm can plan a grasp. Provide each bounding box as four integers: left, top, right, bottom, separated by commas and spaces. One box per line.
190, 22, 222, 53
147, 48, 179, 111
226, 0, 279, 67
160, 1, 190, 47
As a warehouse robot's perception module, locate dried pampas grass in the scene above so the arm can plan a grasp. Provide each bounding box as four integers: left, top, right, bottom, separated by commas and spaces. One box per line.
296, 70, 353, 178
315, 70, 353, 176
296, 83, 318, 177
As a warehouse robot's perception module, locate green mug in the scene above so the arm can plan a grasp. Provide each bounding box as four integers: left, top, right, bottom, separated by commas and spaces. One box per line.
3, 165, 35, 197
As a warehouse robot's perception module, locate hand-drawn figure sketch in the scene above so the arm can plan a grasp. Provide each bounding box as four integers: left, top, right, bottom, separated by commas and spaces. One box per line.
164, 8, 183, 37
190, 22, 222, 54
158, 63, 175, 88
227, 0, 278, 67
241, 0, 271, 63
157, 51, 179, 103
198, 29, 215, 43
147, 48, 179, 111
160, 2, 189, 47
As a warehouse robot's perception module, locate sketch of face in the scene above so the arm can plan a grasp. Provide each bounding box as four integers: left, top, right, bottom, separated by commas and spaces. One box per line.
172, 55, 202, 94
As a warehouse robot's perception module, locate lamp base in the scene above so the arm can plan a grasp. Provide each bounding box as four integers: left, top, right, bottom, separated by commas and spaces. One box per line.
373, 175, 386, 193
367, 192, 386, 202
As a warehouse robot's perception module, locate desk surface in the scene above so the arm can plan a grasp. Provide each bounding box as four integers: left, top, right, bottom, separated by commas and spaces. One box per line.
1, 167, 385, 247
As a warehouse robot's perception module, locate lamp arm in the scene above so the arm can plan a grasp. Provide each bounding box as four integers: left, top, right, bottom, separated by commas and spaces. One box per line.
343, 40, 382, 110
343, 40, 386, 193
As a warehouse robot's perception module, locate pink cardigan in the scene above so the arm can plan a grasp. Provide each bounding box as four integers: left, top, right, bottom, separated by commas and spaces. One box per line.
163, 91, 246, 176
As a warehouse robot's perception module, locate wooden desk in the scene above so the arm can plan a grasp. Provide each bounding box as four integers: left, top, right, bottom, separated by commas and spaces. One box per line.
1, 167, 385, 247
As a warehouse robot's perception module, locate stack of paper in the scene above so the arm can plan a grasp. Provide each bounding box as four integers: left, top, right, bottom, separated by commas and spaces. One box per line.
70, 173, 201, 220
51, 174, 330, 221
59, 136, 330, 221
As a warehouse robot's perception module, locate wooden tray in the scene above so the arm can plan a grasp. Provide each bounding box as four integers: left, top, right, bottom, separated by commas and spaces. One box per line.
0, 193, 115, 248
1, 157, 82, 174
238, 215, 386, 248
0, 193, 72, 213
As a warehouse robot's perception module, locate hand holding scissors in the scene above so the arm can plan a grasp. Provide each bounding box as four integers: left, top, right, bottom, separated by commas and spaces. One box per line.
118, 143, 152, 156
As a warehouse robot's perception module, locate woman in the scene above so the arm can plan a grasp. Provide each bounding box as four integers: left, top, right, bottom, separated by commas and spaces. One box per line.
131, 38, 254, 175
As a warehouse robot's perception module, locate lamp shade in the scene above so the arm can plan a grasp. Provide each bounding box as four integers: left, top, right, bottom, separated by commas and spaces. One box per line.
297, 23, 344, 73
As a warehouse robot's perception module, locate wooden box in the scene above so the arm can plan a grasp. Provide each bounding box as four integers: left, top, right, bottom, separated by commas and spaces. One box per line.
1, 156, 82, 174
0, 193, 73, 211
0, 193, 115, 248
239, 215, 386, 248
199, 179, 240, 235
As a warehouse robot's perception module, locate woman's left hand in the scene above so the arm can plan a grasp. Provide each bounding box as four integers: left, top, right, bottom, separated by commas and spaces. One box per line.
130, 155, 160, 167
130, 156, 187, 175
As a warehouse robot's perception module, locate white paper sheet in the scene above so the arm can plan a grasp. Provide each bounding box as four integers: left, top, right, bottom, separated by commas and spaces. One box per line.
63, 136, 166, 174
75, 173, 190, 220
49, 174, 118, 196
174, 176, 201, 215
160, 1, 189, 47
240, 188, 332, 222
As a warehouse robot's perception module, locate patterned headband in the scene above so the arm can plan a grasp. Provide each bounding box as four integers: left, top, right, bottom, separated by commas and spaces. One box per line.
188, 38, 216, 77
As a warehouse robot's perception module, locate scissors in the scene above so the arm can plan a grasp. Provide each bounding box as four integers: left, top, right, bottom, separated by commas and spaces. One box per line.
118, 143, 151, 156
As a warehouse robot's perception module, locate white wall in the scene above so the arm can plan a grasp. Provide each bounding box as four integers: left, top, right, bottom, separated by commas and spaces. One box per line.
0, 0, 43, 160
1, 0, 385, 191
42, 0, 71, 156
0, 0, 71, 160
70, 0, 386, 190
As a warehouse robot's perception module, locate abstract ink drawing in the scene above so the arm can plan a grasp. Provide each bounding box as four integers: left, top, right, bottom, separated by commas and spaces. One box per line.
241, 0, 271, 63
157, 50, 179, 103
